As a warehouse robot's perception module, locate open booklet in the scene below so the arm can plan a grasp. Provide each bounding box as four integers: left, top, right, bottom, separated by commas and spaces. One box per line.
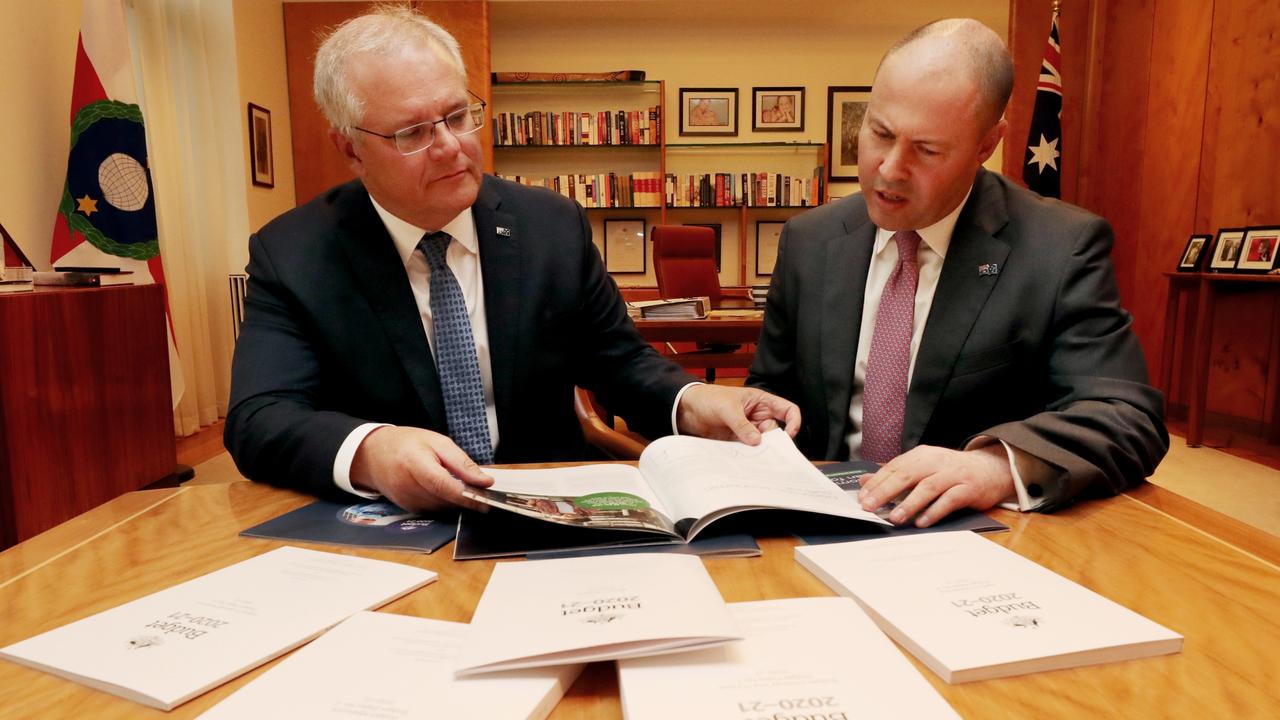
461, 428, 889, 550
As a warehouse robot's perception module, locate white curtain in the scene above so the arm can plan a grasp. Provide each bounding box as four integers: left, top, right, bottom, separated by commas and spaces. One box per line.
127, 0, 248, 436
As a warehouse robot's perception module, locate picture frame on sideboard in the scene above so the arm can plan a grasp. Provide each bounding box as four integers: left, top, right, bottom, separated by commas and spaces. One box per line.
1208, 227, 1247, 272
1177, 234, 1212, 272
1236, 226, 1280, 273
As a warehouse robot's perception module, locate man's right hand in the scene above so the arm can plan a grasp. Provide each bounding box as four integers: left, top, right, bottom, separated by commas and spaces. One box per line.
349, 426, 493, 512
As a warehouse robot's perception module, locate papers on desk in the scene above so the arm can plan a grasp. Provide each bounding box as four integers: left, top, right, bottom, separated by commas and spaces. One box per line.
455, 553, 740, 676
618, 597, 959, 719
627, 295, 709, 319
796, 531, 1183, 683
0, 546, 435, 710
199, 611, 580, 720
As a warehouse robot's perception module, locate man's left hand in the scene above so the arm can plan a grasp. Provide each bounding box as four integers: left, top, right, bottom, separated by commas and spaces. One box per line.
858, 444, 1013, 527
675, 384, 801, 445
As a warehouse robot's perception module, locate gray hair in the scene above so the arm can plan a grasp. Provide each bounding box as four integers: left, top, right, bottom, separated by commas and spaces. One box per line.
313, 4, 467, 133
881, 18, 1014, 128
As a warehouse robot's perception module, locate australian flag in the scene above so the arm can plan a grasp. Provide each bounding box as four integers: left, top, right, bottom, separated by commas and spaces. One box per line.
1023, 10, 1062, 198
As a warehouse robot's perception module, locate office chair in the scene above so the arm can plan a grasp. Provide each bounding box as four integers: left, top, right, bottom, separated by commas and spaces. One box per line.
574, 387, 648, 460
650, 225, 739, 381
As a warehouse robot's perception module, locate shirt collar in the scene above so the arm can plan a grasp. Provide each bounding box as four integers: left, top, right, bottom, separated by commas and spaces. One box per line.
873, 184, 974, 260
367, 194, 478, 267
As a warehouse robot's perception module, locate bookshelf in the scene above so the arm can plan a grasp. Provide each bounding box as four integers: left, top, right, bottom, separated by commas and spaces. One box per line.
489, 81, 827, 287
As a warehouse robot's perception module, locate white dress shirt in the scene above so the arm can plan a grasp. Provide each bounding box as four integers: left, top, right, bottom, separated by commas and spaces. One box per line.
846, 188, 1051, 511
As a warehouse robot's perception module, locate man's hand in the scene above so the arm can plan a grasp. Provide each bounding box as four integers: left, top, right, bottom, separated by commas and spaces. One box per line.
675, 384, 801, 445
858, 444, 1013, 527
349, 426, 493, 513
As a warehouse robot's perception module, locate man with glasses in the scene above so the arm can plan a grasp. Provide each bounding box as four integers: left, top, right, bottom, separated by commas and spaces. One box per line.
226, 6, 799, 512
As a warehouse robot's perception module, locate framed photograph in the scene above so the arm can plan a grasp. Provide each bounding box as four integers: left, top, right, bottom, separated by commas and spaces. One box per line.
248, 103, 274, 188
752, 87, 804, 132
1236, 226, 1280, 273
604, 218, 647, 273
683, 223, 723, 271
679, 87, 738, 137
826, 86, 872, 182
755, 221, 785, 276
1208, 227, 1247, 272
1177, 234, 1212, 272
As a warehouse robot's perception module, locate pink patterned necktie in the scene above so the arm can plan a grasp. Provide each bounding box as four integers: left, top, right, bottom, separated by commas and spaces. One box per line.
861, 230, 922, 464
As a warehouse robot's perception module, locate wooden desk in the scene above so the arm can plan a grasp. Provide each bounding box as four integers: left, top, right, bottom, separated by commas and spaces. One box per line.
2, 478, 1278, 718
1160, 272, 1280, 445
0, 285, 176, 549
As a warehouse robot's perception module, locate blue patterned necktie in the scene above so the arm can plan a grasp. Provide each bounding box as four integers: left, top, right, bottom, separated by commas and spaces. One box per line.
418, 231, 493, 464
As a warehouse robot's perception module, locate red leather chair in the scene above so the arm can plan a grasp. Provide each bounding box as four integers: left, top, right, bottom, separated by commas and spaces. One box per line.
650, 225, 740, 381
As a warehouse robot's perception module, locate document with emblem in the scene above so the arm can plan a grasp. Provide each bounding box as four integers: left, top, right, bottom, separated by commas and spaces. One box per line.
200, 611, 580, 720
455, 553, 739, 676
796, 531, 1183, 683
618, 597, 960, 719
0, 546, 435, 710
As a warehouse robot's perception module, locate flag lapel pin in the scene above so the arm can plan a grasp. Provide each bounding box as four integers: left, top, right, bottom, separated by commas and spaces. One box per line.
978, 263, 1000, 276
496, 226, 512, 237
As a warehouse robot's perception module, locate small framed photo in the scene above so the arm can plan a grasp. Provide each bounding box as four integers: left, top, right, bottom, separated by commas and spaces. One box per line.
752, 87, 804, 132
604, 218, 647, 273
1208, 227, 1247, 272
248, 103, 274, 188
826, 86, 872, 182
1236, 226, 1280, 273
756, 221, 785, 276
1177, 234, 1212, 272
679, 88, 738, 137
683, 223, 723, 271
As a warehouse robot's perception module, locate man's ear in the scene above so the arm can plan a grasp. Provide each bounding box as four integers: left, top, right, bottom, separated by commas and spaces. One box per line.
977, 118, 1007, 165
329, 128, 364, 176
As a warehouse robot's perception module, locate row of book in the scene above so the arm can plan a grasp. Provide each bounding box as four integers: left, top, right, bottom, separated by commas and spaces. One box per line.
496, 170, 664, 208
668, 169, 825, 208
492, 106, 661, 147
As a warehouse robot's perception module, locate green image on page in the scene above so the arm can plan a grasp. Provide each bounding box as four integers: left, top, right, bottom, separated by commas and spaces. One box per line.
574, 492, 651, 511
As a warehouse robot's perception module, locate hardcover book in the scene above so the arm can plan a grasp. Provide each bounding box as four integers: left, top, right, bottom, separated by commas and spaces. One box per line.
795, 531, 1183, 683
0, 547, 436, 710
456, 552, 738, 676
618, 597, 959, 719
199, 611, 579, 720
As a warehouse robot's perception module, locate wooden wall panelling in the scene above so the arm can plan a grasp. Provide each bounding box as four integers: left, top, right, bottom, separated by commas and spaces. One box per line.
1197, 0, 1280, 421
283, 1, 492, 207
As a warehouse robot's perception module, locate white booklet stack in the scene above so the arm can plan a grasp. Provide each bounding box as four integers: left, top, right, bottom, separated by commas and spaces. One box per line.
796, 531, 1183, 682
455, 552, 739, 675
619, 597, 960, 719
0, 546, 436, 710
199, 611, 580, 720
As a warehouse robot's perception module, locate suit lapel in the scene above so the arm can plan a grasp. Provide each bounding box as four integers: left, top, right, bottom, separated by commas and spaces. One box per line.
903, 170, 1010, 447
821, 205, 876, 457
473, 177, 523, 442
334, 183, 446, 428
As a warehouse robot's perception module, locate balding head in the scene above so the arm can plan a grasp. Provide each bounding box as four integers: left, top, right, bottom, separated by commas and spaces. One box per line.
878, 18, 1013, 130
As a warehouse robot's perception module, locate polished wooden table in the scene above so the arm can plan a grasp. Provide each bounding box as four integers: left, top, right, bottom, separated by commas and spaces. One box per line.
634, 309, 764, 379
2, 478, 1278, 718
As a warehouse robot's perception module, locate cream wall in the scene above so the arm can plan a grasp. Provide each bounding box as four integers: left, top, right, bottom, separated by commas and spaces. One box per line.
0, 2, 83, 268
490, 0, 1008, 287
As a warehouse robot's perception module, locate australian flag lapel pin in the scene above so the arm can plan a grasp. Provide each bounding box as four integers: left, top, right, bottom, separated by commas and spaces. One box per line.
977, 262, 1000, 277
496, 226, 512, 237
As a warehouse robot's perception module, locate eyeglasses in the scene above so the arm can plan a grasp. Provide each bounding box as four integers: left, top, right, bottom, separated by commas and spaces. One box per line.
353, 91, 487, 156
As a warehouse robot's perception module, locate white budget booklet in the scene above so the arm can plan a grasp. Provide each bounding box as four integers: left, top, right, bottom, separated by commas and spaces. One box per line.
199, 611, 580, 720
0, 546, 436, 710
455, 552, 739, 676
618, 597, 960, 719
796, 531, 1183, 683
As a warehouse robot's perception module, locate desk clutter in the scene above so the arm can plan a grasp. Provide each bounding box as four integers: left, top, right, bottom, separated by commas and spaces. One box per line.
626, 295, 710, 319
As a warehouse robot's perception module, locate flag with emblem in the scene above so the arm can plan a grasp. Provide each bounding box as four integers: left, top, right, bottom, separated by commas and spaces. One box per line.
50, 0, 183, 406
1022, 7, 1062, 198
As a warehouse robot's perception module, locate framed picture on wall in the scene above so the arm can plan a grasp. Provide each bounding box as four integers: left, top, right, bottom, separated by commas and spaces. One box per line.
604, 218, 647, 273
1207, 227, 1247, 272
1177, 234, 1212, 272
248, 103, 275, 188
679, 87, 738, 136
1236, 226, 1280, 273
752, 87, 804, 131
683, 223, 723, 271
826, 86, 871, 182
756, 221, 785, 276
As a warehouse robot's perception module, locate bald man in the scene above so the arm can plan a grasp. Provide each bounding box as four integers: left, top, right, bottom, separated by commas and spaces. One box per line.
747, 19, 1167, 526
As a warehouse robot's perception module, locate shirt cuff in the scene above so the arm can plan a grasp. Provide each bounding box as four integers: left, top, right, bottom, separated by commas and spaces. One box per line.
334, 422, 390, 499
965, 435, 1052, 512
670, 382, 704, 435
